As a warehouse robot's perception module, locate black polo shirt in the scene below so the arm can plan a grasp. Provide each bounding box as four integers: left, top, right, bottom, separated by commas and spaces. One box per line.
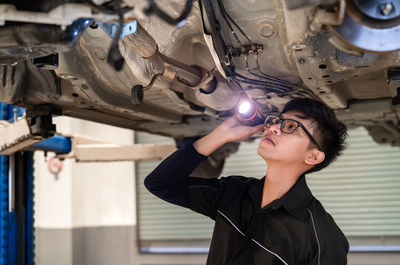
144, 140, 349, 265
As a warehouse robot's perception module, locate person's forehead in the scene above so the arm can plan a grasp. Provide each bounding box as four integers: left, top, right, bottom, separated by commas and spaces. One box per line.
281, 111, 314, 127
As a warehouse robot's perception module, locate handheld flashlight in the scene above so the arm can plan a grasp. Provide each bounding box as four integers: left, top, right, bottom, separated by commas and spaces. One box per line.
236, 100, 265, 126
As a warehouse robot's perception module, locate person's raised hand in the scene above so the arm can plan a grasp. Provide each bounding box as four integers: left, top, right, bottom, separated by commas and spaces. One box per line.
214, 115, 264, 143
193, 115, 264, 156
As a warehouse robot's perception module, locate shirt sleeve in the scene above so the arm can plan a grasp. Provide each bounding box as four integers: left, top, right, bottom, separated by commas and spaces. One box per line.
187, 174, 228, 220
144, 139, 228, 220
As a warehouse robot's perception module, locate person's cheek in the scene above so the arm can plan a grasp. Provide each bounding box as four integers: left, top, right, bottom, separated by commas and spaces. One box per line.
280, 137, 305, 161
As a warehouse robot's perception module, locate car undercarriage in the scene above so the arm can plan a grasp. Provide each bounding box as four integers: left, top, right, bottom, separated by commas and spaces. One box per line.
0, 0, 399, 176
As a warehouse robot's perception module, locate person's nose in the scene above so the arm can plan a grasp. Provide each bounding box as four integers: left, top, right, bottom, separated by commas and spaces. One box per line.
268, 123, 281, 135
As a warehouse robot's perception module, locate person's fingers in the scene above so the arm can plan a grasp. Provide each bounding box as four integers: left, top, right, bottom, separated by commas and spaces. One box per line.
246, 124, 263, 132
220, 116, 264, 141
251, 124, 264, 135
239, 124, 263, 139
255, 124, 264, 131
225, 116, 242, 129
234, 114, 243, 120
224, 115, 239, 124
231, 115, 242, 125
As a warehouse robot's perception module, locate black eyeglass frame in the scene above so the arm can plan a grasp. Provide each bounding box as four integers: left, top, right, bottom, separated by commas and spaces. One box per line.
263, 114, 323, 151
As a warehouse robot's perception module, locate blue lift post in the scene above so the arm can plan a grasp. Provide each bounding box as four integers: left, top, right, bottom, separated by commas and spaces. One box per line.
0, 102, 10, 265
0, 102, 72, 265
0, 103, 34, 265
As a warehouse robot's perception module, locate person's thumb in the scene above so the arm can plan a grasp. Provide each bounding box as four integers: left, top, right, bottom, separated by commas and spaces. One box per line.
251, 124, 264, 133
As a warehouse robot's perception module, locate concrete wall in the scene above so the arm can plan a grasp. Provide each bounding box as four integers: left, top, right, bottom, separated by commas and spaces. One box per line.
34, 116, 135, 265
34, 117, 400, 265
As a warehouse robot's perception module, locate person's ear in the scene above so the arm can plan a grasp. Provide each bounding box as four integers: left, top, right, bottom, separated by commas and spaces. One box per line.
304, 150, 325, 166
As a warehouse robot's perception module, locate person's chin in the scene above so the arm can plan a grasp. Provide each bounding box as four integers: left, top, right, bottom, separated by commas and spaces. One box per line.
257, 146, 275, 160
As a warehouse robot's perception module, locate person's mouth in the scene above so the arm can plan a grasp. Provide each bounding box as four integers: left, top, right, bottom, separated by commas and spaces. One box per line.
262, 136, 275, 146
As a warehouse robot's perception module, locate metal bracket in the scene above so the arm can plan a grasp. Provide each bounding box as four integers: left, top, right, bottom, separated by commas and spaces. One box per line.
309, 0, 345, 32
97, 20, 137, 39
0, 115, 42, 155
0, 114, 56, 155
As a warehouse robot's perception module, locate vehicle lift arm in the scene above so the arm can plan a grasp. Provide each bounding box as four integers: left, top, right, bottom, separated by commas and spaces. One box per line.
0, 102, 176, 265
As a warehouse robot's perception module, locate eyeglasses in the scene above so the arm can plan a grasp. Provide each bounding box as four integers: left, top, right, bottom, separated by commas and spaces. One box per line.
263, 114, 323, 151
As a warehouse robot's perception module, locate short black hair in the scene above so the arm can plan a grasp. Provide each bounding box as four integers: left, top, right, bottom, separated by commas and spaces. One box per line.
281, 98, 347, 173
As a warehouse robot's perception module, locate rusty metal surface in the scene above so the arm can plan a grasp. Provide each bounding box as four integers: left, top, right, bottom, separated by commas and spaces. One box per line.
0, 0, 399, 147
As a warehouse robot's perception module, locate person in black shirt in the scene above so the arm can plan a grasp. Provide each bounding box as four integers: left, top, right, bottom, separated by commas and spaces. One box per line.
145, 98, 349, 264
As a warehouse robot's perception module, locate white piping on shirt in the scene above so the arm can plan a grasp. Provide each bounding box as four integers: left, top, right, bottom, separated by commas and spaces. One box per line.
251, 239, 289, 265
307, 208, 321, 265
217, 210, 289, 265
188, 185, 219, 191
217, 210, 245, 236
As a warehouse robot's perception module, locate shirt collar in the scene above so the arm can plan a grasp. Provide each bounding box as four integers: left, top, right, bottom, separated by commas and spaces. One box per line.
280, 174, 313, 220
249, 174, 313, 221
